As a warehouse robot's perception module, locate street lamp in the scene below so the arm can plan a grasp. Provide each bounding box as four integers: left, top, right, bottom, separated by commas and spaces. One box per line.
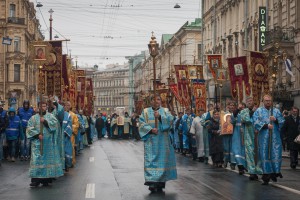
148, 32, 159, 96
75, 56, 78, 69
148, 32, 159, 127
36, 2, 43, 8
49, 9, 54, 40
174, 3, 181, 8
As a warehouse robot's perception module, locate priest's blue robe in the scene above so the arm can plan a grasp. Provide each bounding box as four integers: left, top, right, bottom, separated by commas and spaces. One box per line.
139, 107, 177, 183
253, 106, 284, 174
26, 112, 64, 178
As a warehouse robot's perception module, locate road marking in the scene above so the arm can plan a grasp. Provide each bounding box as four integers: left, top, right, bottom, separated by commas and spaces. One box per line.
89, 157, 95, 162
85, 183, 95, 198
207, 159, 300, 195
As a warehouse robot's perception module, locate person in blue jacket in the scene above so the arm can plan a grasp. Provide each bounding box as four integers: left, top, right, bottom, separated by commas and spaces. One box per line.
6, 107, 23, 162
18, 100, 34, 161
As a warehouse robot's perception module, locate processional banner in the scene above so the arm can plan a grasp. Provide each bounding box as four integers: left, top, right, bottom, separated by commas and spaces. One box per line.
250, 52, 269, 106
74, 70, 86, 110
175, 65, 190, 108
228, 56, 251, 101
207, 54, 222, 80
86, 78, 94, 115
192, 82, 206, 115
169, 83, 183, 106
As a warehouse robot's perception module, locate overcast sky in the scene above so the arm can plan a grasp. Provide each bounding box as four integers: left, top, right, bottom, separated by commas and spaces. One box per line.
31, 0, 201, 69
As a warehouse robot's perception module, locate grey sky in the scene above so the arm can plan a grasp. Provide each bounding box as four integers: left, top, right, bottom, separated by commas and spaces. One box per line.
32, 0, 201, 69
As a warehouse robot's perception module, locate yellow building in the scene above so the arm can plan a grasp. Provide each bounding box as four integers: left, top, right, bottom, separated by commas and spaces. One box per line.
0, 0, 43, 108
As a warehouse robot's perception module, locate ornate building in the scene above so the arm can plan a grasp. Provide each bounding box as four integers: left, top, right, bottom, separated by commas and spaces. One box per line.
93, 63, 130, 115
0, 0, 43, 108
202, 0, 300, 108
133, 19, 201, 107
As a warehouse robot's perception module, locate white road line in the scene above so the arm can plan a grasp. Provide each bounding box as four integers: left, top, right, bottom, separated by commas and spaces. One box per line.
207, 159, 300, 195
89, 157, 95, 162
85, 183, 95, 199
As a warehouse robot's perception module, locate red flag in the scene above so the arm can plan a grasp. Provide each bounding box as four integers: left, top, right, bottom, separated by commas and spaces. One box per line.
169, 83, 183, 106
193, 82, 206, 115
175, 65, 191, 108
207, 54, 222, 80
250, 52, 269, 105
228, 56, 251, 101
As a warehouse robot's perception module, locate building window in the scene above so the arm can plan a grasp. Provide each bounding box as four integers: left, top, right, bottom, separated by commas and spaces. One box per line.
10, 4, 16, 18
14, 64, 21, 82
14, 37, 21, 52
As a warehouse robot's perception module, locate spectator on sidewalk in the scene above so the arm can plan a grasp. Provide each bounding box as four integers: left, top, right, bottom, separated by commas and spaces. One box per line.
281, 107, 300, 169
0, 102, 8, 165
5, 107, 23, 162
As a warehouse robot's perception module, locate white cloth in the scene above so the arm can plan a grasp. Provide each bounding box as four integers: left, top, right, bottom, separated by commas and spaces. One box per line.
190, 116, 205, 157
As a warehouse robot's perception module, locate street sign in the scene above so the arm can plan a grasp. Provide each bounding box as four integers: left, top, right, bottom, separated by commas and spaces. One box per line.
2, 37, 12, 45
259, 7, 267, 51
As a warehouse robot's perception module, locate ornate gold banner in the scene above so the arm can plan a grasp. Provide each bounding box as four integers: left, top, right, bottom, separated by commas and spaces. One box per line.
250, 52, 269, 106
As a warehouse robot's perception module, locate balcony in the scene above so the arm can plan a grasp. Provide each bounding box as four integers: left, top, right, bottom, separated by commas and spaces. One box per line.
8, 17, 25, 25
263, 26, 295, 53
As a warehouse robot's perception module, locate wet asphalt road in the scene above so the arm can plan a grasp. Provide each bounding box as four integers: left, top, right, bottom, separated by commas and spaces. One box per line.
0, 138, 300, 200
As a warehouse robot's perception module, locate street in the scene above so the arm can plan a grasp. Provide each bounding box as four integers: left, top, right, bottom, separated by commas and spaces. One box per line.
0, 138, 300, 200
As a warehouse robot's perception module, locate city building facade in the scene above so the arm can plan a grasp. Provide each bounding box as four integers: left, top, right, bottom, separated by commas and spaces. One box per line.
202, 0, 300, 108
133, 19, 201, 107
0, 0, 43, 108
93, 63, 130, 115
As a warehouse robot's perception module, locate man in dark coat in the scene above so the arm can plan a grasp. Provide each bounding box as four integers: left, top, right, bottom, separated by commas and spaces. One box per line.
281, 106, 300, 169
95, 113, 105, 139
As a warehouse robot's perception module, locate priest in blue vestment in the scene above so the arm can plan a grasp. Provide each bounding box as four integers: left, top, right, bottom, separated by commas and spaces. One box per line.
62, 105, 73, 170
26, 101, 63, 187
253, 94, 284, 185
139, 95, 177, 192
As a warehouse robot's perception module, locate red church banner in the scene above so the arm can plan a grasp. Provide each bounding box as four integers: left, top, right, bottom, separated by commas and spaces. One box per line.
228, 56, 251, 101
175, 65, 191, 108
250, 52, 269, 106
207, 54, 222, 80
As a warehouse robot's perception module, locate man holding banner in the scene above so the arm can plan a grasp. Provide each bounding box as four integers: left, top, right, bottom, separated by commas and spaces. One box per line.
26, 101, 63, 187
253, 94, 284, 185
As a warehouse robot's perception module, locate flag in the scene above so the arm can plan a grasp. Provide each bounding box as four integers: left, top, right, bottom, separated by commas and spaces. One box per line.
284, 59, 293, 76
207, 54, 222, 80
227, 56, 251, 101
174, 65, 191, 108
169, 83, 183, 106
192, 82, 206, 115
250, 52, 269, 106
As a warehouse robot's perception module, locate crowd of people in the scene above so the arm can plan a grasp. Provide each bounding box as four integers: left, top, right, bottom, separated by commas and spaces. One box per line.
168, 95, 300, 185
0, 94, 299, 190
0, 98, 140, 187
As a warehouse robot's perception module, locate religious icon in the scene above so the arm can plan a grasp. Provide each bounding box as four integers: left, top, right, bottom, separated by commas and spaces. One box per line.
188, 66, 197, 79
212, 59, 219, 68
117, 116, 124, 125
34, 46, 46, 60
255, 64, 264, 76
196, 89, 202, 98
179, 70, 187, 80
217, 69, 226, 80
221, 113, 233, 135
48, 52, 57, 65
234, 64, 244, 76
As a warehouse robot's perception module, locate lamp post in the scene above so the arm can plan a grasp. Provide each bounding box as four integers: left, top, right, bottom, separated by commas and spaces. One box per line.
75, 56, 78, 69
148, 32, 159, 128
148, 32, 159, 97
49, 9, 54, 40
